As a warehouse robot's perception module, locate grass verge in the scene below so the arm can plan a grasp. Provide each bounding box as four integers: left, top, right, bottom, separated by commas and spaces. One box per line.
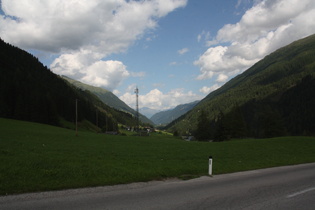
1, 118, 315, 195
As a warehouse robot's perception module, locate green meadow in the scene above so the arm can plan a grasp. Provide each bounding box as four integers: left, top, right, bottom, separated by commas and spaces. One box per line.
1, 118, 315, 195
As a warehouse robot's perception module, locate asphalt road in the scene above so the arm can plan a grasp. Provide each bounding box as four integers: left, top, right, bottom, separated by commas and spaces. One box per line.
1, 163, 315, 210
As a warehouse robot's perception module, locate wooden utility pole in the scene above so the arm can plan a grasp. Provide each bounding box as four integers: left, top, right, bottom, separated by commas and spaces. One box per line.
75, 99, 78, 136
96, 109, 98, 128
134, 87, 139, 133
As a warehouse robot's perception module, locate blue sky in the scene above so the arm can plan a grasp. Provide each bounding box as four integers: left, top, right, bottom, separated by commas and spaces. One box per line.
108, 1, 243, 93
1, 0, 315, 111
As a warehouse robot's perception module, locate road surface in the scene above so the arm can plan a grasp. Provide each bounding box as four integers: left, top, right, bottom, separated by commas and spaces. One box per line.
1, 163, 315, 209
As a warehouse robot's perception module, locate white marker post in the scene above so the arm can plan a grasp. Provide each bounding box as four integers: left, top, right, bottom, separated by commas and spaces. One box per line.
209, 156, 213, 176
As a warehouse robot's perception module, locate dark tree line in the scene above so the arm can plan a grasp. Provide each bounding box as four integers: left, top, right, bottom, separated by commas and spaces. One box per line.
193, 75, 315, 141
169, 34, 315, 140
0, 38, 139, 130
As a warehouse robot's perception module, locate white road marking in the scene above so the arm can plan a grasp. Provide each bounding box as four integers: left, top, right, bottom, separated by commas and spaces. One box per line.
287, 187, 315, 198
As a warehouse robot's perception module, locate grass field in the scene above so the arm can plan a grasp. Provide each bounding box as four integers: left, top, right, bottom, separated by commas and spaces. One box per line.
1, 118, 315, 195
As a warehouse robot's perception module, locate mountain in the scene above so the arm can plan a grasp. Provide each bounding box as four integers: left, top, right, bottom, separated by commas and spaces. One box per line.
0, 38, 139, 130
167, 34, 315, 140
62, 76, 153, 125
139, 107, 160, 119
151, 100, 199, 125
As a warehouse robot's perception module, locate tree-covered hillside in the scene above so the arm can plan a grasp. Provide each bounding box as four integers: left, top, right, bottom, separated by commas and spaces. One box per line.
62, 76, 153, 125
0, 38, 138, 130
167, 34, 315, 140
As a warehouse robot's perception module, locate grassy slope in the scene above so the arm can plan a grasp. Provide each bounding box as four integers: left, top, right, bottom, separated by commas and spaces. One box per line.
1, 118, 315, 195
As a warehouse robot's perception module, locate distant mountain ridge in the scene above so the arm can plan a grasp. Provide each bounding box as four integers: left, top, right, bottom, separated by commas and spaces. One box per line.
62, 76, 153, 125
139, 107, 161, 119
167, 34, 315, 139
151, 100, 199, 125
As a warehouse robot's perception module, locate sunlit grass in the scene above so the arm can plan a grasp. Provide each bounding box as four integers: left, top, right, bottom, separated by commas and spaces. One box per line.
1, 118, 315, 195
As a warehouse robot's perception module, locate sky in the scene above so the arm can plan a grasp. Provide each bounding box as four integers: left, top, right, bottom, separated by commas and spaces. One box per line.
1, 0, 315, 112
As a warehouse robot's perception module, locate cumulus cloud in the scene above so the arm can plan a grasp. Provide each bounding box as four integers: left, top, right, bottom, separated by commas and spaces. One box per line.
195, 0, 315, 80
120, 88, 202, 110
83, 60, 130, 90
216, 74, 229, 83
0, 0, 187, 90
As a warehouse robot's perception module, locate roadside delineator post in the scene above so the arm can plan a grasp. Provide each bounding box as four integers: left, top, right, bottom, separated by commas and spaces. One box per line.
209, 156, 213, 176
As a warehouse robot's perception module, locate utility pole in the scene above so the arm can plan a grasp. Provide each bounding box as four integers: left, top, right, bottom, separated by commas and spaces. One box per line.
106, 115, 108, 132
96, 109, 98, 128
75, 99, 78, 136
134, 86, 139, 133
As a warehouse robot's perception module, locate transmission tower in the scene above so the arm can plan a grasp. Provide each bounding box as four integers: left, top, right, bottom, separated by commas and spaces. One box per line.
134, 86, 139, 132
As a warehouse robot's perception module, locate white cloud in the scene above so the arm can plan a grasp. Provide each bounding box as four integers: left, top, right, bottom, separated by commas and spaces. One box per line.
126, 84, 138, 93
195, 0, 315, 80
199, 84, 221, 94
120, 88, 202, 110
82, 60, 130, 90
53, 59, 130, 91
0, 0, 187, 52
0, 0, 187, 90
50, 52, 130, 90
216, 74, 229, 83
178, 47, 189, 55
195, 45, 251, 80
113, 89, 120, 95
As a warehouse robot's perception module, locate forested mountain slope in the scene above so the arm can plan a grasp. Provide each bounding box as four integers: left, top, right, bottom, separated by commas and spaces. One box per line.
167, 34, 315, 140
0, 38, 138, 130
62, 76, 153, 125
